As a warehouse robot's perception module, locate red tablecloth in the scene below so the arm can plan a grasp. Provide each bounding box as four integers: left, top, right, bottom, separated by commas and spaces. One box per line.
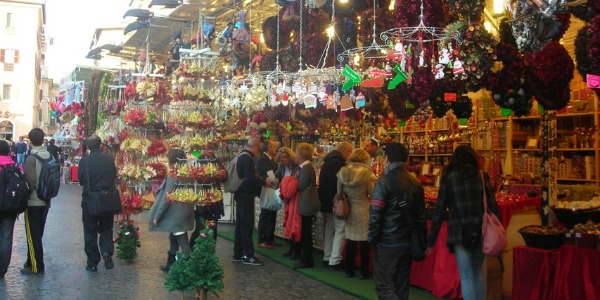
70, 166, 79, 182
410, 221, 462, 299
496, 195, 542, 229
513, 245, 600, 300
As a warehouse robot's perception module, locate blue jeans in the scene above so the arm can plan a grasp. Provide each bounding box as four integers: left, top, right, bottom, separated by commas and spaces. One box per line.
16, 153, 24, 168
454, 244, 485, 300
0, 214, 17, 276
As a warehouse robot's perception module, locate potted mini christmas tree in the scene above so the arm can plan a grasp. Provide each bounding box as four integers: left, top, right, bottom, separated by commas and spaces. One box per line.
165, 227, 223, 300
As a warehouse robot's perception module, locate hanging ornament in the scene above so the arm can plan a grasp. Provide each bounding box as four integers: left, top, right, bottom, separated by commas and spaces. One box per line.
339, 95, 354, 111
388, 64, 408, 90
342, 64, 362, 91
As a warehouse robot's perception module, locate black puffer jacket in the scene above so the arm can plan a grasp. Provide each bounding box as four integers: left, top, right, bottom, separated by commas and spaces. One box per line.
368, 162, 425, 246
317, 150, 346, 213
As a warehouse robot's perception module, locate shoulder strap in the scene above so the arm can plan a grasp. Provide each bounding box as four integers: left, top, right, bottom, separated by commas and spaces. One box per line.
480, 171, 489, 213
30, 153, 51, 163
85, 159, 91, 191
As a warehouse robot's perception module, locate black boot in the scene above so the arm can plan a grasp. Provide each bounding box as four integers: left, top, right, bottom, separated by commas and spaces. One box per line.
160, 252, 176, 272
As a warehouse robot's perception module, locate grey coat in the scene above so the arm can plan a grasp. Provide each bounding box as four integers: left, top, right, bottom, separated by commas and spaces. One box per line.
148, 176, 194, 233
296, 163, 320, 216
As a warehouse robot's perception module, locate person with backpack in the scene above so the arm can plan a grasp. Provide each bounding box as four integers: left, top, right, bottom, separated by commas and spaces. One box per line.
231, 137, 263, 266
22, 128, 52, 275
0, 139, 29, 279
78, 135, 117, 272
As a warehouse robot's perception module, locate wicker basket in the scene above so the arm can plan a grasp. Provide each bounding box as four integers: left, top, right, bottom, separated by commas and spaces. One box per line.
519, 226, 565, 250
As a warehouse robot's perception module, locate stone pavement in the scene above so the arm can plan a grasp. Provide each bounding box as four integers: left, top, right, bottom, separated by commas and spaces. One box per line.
0, 184, 359, 300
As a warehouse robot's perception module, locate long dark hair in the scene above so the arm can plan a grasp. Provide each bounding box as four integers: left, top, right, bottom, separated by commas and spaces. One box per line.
444, 144, 480, 176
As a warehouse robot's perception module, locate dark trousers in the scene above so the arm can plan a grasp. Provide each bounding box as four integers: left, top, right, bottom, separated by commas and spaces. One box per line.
233, 193, 255, 259
82, 203, 114, 267
257, 208, 277, 244
0, 214, 17, 275
189, 208, 218, 249
24, 206, 49, 273
169, 232, 191, 256
345, 240, 370, 276
300, 215, 314, 265
373, 246, 412, 300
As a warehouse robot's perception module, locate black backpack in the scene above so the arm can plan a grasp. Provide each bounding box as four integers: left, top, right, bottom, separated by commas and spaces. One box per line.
30, 154, 61, 201
0, 164, 31, 214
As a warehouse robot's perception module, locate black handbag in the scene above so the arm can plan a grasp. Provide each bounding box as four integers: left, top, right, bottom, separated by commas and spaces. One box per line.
85, 160, 122, 217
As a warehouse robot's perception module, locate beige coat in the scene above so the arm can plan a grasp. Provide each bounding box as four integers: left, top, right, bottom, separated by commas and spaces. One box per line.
337, 162, 375, 241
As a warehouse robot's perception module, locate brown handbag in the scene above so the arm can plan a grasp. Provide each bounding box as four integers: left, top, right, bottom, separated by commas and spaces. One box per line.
333, 184, 350, 220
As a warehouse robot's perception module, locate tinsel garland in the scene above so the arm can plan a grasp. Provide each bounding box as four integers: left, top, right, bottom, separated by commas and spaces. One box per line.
588, 15, 600, 73
115, 220, 141, 262
394, 0, 447, 28
407, 67, 435, 105
448, 21, 496, 92
428, 82, 452, 118
446, 0, 485, 22
576, 26, 600, 95
386, 84, 419, 120
99, 72, 113, 101
525, 41, 574, 110
570, 0, 600, 22
451, 95, 473, 119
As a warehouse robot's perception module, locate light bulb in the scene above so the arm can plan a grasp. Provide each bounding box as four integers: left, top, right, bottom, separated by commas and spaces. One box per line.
260, 33, 265, 43
389, 0, 395, 11
326, 25, 335, 39
353, 53, 360, 65
339, 0, 348, 3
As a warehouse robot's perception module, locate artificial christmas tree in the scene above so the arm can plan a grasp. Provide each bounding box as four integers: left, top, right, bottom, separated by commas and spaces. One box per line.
165, 227, 223, 300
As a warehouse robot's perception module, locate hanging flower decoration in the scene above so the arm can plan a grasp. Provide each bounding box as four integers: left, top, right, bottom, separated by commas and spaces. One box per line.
121, 138, 151, 156
124, 82, 137, 100
446, 0, 485, 21
119, 163, 157, 182
123, 109, 147, 127
281, 43, 300, 72
262, 15, 291, 51
243, 86, 268, 112
570, 0, 600, 22
303, 33, 333, 68
394, 0, 447, 28
362, 88, 390, 117
259, 51, 278, 72
449, 21, 496, 92
497, 83, 533, 117
588, 15, 600, 74
427, 86, 452, 119
451, 95, 473, 119
525, 41, 574, 110
172, 162, 227, 183
147, 140, 167, 156
135, 80, 157, 99
120, 191, 144, 216
166, 187, 224, 205
575, 25, 600, 95
486, 42, 524, 94
148, 162, 168, 180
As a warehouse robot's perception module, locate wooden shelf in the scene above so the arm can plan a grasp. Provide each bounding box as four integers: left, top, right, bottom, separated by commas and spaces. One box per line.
556, 148, 596, 151
512, 148, 542, 152
409, 153, 426, 156
513, 115, 542, 120
556, 112, 596, 118
429, 153, 452, 156
557, 178, 596, 182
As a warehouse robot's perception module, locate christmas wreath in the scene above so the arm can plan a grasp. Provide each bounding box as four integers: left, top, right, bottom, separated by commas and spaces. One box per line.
448, 21, 496, 92
569, 0, 600, 22
386, 84, 419, 121
525, 41, 574, 110
575, 25, 600, 87
407, 67, 435, 105
362, 88, 390, 117
451, 95, 473, 119
428, 81, 453, 118
260, 51, 278, 72
589, 15, 600, 74
446, 0, 485, 22
262, 16, 290, 51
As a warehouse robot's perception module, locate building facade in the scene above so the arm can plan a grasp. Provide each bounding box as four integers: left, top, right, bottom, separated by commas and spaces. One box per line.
0, 0, 46, 140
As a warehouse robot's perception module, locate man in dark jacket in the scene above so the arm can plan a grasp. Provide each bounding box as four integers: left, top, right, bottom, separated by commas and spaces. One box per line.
256, 140, 280, 249
46, 139, 60, 163
369, 143, 425, 300
15, 137, 27, 169
318, 141, 352, 270
78, 135, 117, 272
232, 137, 263, 266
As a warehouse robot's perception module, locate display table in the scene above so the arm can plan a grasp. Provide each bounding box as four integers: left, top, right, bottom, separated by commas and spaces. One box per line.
512, 245, 600, 300
410, 221, 462, 299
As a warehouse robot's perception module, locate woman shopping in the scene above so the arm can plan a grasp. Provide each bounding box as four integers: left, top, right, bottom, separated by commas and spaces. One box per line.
149, 149, 195, 272
337, 149, 375, 279
426, 145, 501, 300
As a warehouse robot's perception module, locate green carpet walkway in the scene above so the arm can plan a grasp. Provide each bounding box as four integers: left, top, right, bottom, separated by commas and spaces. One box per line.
218, 230, 444, 300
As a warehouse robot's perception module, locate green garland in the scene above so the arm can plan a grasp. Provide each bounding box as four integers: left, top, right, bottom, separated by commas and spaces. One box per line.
99, 72, 113, 100
115, 220, 141, 262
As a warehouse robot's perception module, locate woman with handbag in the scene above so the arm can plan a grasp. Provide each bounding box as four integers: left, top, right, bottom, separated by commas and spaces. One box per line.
426, 145, 502, 300
274, 147, 300, 259
292, 143, 320, 269
336, 149, 375, 279
149, 149, 195, 272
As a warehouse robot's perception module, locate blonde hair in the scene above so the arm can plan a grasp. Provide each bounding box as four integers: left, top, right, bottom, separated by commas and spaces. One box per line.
295, 142, 314, 161
348, 148, 370, 164
336, 141, 352, 152
277, 147, 295, 162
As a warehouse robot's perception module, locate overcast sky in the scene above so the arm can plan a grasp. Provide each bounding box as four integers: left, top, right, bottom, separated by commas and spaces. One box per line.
45, 0, 129, 81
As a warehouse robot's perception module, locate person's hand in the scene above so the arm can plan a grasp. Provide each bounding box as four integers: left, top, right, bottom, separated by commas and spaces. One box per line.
425, 247, 433, 256
153, 219, 158, 226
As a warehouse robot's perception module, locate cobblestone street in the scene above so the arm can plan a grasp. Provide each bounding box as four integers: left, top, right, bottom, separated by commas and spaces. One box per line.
0, 184, 359, 300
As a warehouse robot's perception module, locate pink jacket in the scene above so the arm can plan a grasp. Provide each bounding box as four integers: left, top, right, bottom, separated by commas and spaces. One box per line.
0, 155, 14, 167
